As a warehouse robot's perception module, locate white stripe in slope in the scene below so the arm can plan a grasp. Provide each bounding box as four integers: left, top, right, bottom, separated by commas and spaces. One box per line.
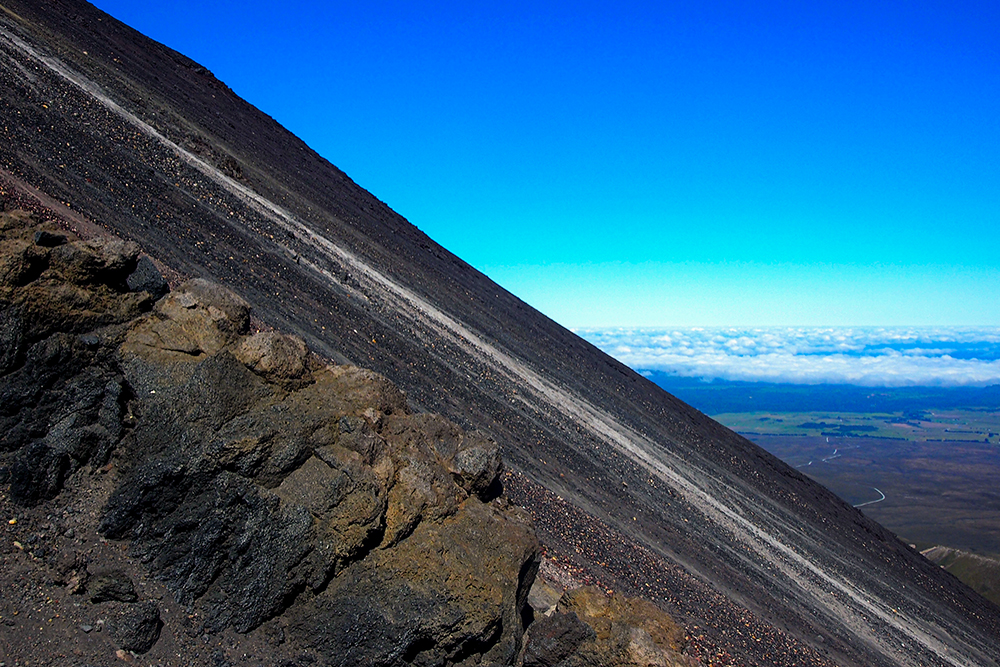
0, 25, 982, 667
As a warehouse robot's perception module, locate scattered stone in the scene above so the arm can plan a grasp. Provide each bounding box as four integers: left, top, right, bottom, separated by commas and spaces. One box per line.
89, 570, 138, 603
80, 623, 93, 633
109, 601, 161, 654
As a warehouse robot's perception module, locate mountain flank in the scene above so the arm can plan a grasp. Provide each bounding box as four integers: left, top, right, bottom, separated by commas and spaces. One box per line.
1, 1, 999, 665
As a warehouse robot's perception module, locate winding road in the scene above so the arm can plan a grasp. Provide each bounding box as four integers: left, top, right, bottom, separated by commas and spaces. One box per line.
855, 488, 887, 508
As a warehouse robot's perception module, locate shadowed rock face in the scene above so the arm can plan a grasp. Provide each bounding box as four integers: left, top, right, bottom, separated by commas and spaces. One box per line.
0, 209, 151, 504
0, 211, 539, 664
1, 2, 1000, 665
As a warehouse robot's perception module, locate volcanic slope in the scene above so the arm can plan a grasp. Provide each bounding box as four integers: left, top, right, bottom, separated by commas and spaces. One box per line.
1, 2, 998, 665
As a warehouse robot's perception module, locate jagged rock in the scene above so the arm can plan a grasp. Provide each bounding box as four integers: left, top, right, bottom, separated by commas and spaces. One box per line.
288, 497, 539, 667
0, 211, 152, 379
108, 600, 162, 654
522, 586, 692, 667
122, 278, 250, 363
88, 570, 138, 603
47, 236, 139, 287
525, 576, 563, 619
450, 432, 503, 501
1, 326, 129, 503
1, 213, 542, 663
0, 238, 47, 287
126, 255, 169, 299
234, 331, 312, 383
104, 321, 538, 641
8, 441, 70, 504
521, 611, 594, 667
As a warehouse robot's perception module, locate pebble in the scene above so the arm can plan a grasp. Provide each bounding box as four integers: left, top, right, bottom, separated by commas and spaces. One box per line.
80, 624, 93, 633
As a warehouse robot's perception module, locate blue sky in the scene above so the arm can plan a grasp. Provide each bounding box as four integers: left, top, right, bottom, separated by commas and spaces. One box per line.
90, 1, 1000, 327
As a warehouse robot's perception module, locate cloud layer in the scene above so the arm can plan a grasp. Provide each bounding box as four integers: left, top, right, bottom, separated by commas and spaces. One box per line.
574, 327, 1000, 386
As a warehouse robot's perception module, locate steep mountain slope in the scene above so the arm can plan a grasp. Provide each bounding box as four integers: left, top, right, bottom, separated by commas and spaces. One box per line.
1, 2, 998, 665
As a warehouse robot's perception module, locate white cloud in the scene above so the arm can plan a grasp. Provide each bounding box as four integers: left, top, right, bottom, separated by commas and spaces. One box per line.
574, 326, 1000, 386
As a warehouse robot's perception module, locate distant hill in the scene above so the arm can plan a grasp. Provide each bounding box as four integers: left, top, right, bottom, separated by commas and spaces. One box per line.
922, 546, 1000, 608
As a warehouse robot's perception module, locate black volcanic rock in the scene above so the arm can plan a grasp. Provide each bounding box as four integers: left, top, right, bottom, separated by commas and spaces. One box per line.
88, 569, 138, 603
126, 255, 169, 299
108, 600, 162, 654
1, 212, 148, 505
2, 2, 1000, 665
0, 211, 541, 664
522, 611, 595, 667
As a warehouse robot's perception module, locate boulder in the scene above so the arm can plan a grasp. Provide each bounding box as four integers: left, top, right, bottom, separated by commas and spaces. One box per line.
47, 236, 139, 287
522, 611, 594, 667
521, 586, 693, 667
234, 330, 312, 384
122, 278, 250, 363
126, 255, 169, 299
108, 601, 162, 654
288, 497, 539, 667
88, 570, 138, 603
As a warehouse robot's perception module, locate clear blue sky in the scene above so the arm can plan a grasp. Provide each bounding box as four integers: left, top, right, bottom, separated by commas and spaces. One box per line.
90, 1, 1000, 327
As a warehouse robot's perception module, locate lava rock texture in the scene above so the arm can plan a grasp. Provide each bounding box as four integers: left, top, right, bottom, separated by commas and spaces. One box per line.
522, 585, 696, 667
0, 210, 539, 665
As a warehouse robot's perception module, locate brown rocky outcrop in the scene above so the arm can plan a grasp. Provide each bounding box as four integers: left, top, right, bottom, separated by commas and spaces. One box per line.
522, 584, 695, 667
0, 209, 540, 664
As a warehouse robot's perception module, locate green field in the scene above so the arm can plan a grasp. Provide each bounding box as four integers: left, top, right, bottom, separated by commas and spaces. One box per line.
714, 409, 1000, 444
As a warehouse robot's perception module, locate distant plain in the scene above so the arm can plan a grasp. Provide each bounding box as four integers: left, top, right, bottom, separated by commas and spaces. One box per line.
647, 373, 1000, 556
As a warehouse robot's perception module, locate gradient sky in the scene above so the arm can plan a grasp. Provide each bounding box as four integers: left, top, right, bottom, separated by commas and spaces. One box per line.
89, 1, 1000, 327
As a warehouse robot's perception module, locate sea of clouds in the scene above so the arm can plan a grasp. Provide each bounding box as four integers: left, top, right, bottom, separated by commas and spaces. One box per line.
574, 326, 1000, 387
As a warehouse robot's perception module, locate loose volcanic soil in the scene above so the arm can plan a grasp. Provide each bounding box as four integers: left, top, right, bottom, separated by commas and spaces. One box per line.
0, 466, 303, 667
